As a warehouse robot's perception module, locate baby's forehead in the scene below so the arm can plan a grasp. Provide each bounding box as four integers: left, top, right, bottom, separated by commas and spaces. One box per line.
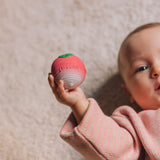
124, 26, 160, 46
123, 27, 160, 55
118, 25, 160, 77
118, 31, 145, 74
119, 26, 160, 69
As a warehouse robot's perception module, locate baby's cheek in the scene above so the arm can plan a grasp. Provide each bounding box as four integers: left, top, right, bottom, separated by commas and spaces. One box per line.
129, 81, 147, 98
133, 84, 153, 105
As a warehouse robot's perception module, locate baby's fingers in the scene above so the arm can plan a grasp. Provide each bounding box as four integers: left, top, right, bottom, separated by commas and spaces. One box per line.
48, 74, 65, 97
48, 73, 59, 96
48, 73, 54, 88
57, 80, 66, 97
53, 80, 69, 103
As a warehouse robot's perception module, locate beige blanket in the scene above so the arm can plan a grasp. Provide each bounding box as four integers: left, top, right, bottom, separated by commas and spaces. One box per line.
0, 0, 160, 159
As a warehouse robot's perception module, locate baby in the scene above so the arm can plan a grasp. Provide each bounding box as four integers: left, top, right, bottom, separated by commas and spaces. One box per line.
48, 23, 160, 160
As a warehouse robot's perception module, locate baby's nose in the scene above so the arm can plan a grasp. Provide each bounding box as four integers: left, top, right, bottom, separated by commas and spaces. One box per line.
152, 72, 159, 78
151, 65, 160, 78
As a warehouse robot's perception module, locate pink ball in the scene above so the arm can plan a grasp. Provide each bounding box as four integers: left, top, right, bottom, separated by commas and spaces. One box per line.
51, 53, 86, 89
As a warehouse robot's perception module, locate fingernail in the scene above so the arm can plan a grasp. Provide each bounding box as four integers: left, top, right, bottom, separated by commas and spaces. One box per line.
49, 73, 53, 78
59, 80, 63, 85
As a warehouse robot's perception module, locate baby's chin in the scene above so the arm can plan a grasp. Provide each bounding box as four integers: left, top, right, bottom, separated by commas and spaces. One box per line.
140, 105, 160, 110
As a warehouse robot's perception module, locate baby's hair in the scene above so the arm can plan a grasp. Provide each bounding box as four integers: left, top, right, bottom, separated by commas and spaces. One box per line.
121, 22, 160, 45
118, 22, 160, 77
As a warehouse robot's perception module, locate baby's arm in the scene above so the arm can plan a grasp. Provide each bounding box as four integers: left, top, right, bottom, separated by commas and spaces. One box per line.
48, 73, 145, 159
48, 73, 89, 124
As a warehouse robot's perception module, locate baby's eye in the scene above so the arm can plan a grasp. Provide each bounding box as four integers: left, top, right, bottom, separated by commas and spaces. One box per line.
135, 66, 149, 73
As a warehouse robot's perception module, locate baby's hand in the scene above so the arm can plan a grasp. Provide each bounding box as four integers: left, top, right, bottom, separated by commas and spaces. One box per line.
48, 73, 89, 123
48, 73, 87, 108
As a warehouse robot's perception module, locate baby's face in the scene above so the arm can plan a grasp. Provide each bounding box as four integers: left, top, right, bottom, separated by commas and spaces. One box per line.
121, 27, 160, 110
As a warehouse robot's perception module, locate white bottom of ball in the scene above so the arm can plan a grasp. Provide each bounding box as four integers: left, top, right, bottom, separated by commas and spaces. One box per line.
55, 69, 85, 89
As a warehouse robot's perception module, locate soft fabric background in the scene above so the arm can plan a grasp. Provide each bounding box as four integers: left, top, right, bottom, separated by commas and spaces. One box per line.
0, 0, 160, 159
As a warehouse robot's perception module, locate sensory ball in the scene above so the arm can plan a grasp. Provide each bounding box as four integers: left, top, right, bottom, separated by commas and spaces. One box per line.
51, 53, 86, 89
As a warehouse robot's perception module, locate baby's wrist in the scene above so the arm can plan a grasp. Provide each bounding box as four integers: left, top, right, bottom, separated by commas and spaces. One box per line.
71, 98, 89, 109
70, 98, 89, 124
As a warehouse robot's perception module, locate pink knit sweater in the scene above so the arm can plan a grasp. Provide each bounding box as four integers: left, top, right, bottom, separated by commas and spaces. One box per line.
60, 99, 160, 160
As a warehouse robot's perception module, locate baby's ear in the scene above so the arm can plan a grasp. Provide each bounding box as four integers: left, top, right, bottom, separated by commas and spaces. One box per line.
121, 84, 135, 104
121, 84, 129, 95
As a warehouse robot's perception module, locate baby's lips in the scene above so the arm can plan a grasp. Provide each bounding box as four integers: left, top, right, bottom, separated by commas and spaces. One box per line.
155, 83, 160, 90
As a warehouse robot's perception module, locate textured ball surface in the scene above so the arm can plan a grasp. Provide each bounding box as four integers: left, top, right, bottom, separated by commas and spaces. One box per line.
51, 54, 86, 89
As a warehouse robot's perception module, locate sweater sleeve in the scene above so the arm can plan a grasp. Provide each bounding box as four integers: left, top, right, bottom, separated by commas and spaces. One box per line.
112, 106, 160, 160
60, 98, 142, 160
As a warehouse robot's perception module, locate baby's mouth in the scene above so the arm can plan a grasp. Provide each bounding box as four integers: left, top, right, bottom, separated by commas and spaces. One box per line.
155, 85, 160, 91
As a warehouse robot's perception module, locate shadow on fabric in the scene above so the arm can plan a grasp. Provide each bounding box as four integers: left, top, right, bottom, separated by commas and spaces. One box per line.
93, 73, 142, 116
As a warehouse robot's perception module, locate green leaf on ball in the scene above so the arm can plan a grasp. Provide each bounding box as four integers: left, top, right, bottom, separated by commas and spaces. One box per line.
59, 53, 73, 58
